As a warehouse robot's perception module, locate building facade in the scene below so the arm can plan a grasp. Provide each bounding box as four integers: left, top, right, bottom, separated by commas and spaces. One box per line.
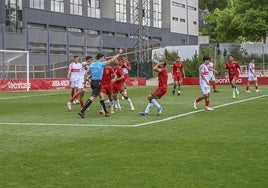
0, 0, 198, 77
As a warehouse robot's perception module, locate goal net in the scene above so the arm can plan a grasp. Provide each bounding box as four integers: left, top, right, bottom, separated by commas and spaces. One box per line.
0, 50, 30, 91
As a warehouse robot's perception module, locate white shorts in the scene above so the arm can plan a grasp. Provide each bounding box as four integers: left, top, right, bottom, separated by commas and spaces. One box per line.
70, 78, 79, 88
248, 75, 257, 81
200, 85, 211, 95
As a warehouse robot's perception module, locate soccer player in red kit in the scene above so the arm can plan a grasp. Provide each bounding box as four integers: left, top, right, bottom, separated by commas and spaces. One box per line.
118, 55, 131, 96
112, 60, 134, 111
225, 55, 241, 98
171, 56, 185, 95
100, 65, 117, 114
139, 61, 168, 116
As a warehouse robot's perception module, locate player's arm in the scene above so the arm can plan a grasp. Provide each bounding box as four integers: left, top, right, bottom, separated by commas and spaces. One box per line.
125, 61, 131, 71
107, 49, 123, 64
111, 72, 117, 83
237, 64, 242, 76
201, 72, 210, 85
182, 66, 186, 78
208, 66, 218, 74
67, 68, 71, 79
153, 62, 164, 73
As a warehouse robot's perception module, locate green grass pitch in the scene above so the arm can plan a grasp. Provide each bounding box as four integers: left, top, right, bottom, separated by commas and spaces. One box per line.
0, 85, 268, 187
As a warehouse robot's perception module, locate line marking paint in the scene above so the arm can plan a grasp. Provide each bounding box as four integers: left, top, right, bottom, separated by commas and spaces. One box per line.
0, 94, 267, 128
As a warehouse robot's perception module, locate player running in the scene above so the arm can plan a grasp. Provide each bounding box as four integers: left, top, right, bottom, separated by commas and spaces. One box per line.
225, 55, 241, 98
139, 60, 168, 116
193, 56, 214, 110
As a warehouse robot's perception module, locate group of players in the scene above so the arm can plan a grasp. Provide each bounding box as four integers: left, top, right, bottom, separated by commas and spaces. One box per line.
67, 49, 134, 118
67, 50, 262, 118
193, 55, 262, 110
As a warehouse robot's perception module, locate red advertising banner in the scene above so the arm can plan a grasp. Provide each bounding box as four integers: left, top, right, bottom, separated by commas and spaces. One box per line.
182, 77, 268, 85
0, 77, 267, 91
0, 78, 147, 91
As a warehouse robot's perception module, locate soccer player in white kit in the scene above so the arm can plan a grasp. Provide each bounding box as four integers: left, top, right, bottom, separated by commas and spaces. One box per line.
208, 56, 218, 92
67, 56, 93, 110
193, 55, 214, 110
246, 57, 261, 93
67, 56, 82, 104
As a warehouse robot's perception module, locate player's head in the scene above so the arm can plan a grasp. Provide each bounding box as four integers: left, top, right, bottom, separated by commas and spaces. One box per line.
176, 56, 181, 61
96, 53, 105, 60
73, 55, 80, 62
250, 57, 255, 62
209, 56, 214, 61
112, 59, 119, 67
85, 56, 93, 61
229, 55, 234, 61
203, 55, 210, 62
159, 60, 167, 67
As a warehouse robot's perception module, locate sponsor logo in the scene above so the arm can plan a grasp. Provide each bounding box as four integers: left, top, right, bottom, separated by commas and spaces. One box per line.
8, 81, 31, 90
215, 78, 243, 84
52, 80, 69, 87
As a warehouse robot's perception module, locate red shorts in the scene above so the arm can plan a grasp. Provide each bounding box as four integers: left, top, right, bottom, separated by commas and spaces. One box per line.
173, 74, 182, 82
123, 74, 129, 80
151, 87, 167, 99
113, 83, 124, 94
229, 74, 239, 83
101, 84, 113, 95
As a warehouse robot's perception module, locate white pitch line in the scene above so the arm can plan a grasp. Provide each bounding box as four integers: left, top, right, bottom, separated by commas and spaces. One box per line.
0, 122, 133, 127
134, 94, 268, 127
0, 93, 64, 100
0, 94, 267, 128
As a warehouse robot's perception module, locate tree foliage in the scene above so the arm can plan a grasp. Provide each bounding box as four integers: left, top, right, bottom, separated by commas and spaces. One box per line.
202, 0, 268, 42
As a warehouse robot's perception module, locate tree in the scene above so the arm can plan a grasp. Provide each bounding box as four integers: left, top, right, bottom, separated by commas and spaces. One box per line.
202, 0, 268, 43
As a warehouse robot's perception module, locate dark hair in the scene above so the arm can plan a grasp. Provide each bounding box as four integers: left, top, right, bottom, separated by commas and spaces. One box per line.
74, 55, 79, 59
85, 56, 93, 60
96, 53, 104, 60
250, 57, 255, 60
203, 55, 210, 61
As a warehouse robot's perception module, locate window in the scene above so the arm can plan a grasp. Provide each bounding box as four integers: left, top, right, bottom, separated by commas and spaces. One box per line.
172, 1, 185, 8
5, 0, 23, 33
188, 6, 197, 11
153, 0, 162, 28
193, 21, 197, 25
29, 0, 44, 9
180, 18, 185, 23
130, 0, 150, 26
88, 0, 100, 18
70, 0, 82, 16
51, 0, 64, 13
116, 0, 127, 23
172, 17, 178, 21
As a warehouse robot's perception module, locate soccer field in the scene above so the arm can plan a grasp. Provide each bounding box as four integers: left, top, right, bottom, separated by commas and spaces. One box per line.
0, 85, 268, 187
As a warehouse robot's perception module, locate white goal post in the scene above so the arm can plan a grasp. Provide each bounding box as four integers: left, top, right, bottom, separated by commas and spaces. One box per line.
0, 50, 30, 91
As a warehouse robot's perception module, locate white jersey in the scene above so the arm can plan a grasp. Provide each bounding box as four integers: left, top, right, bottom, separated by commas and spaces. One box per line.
199, 63, 210, 87
248, 62, 255, 77
69, 62, 82, 81
208, 62, 214, 77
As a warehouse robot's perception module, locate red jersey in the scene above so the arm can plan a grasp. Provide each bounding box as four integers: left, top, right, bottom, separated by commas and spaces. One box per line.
119, 60, 131, 75
172, 61, 184, 76
225, 61, 240, 76
102, 66, 114, 85
158, 68, 168, 90
113, 66, 124, 85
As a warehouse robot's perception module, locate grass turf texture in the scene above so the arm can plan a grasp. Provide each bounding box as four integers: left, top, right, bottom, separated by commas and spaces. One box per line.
0, 85, 267, 187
